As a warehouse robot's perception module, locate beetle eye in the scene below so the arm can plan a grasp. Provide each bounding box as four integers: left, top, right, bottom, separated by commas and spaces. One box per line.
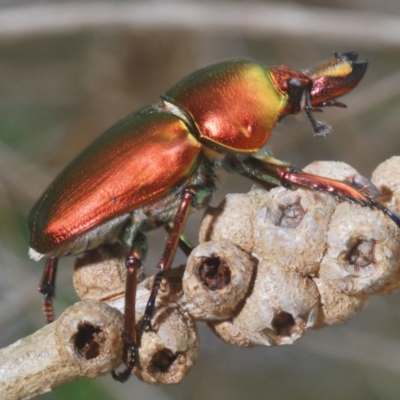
287, 78, 302, 88
286, 78, 306, 106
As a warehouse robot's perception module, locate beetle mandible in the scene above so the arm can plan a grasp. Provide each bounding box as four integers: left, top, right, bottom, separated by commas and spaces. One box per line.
28, 51, 400, 381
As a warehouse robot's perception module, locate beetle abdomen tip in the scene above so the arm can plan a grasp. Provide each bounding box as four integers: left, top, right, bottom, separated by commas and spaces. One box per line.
29, 247, 44, 261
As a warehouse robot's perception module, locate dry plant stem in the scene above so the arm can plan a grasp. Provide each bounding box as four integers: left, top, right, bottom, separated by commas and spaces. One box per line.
0, 300, 124, 400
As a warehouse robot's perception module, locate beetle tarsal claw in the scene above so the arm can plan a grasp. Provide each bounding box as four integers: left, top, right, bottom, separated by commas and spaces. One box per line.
305, 107, 332, 136
141, 316, 153, 333
111, 340, 137, 382
111, 366, 132, 383
350, 174, 382, 198
313, 120, 332, 137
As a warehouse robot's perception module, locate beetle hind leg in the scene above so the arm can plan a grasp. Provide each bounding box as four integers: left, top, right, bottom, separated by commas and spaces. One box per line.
38, 257, 58, 323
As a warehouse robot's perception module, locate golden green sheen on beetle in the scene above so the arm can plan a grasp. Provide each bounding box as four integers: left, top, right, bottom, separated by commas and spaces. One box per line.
163, 59, 287, 152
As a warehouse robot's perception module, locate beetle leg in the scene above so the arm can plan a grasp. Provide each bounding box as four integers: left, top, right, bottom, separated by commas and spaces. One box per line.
38, 257, 58, 323
304, 106, 331, 136
286, 76, 332, 136
350, 173, 382, 198
316, 99, 347, 109
240, 156, 400, 228
303, 87, 332, 136
112, 233, 147, 383
142, 189, 195, 331
165, 222, 194, 257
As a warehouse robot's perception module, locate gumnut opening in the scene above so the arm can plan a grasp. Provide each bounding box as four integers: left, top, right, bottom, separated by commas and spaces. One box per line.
210, 263, 320, 347
319, 202, 400, 295
252, 186, 335, 276
55, 300, 124, 377
182, 241, 255, 320
133, 306, 198, 385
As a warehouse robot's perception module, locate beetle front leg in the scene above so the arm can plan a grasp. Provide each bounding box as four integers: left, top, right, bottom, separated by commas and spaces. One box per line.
112, 233, 147, 383
240, 156, 400, 228
38, 257, 58, 323
143, 189, 196, 331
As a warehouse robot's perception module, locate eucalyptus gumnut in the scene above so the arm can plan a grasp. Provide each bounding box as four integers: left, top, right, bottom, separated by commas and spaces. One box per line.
182, 241, 255, 320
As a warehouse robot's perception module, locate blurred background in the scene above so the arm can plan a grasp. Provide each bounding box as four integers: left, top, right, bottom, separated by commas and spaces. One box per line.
1, 1, 400, 399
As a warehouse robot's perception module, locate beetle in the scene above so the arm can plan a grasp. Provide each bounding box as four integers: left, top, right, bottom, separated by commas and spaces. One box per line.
28, 51, 400, 382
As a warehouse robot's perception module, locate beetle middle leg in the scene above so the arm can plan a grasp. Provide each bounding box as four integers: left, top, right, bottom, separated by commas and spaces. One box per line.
237, 155, 400, 228
165, 222, 194, 257
142, 188, 196, 331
